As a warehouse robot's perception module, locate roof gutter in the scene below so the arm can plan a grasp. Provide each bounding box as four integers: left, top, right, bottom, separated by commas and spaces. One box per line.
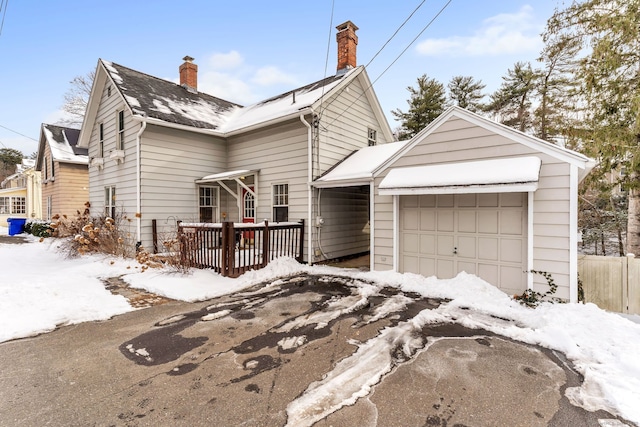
131, 115, 224, 137
135, 118, 147, 249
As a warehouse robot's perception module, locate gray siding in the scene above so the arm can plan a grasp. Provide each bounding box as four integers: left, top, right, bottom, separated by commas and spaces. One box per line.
227, 120, 310, 260
316, 77, 391, 177
374, 115, 574, 299
87, 83, 138, 249
139, 125, 227, 249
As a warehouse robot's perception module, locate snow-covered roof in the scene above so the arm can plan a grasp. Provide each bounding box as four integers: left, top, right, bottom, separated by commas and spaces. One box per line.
197, 169, 255, 183
104, 60, 239, 131
104, 60, 353, 134
378, 156, 542, 195
40, 124, 87, 165
314, 141, 409, 188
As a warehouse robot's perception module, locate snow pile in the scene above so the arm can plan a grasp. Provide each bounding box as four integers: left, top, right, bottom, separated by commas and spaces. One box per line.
1, 233, 639, 425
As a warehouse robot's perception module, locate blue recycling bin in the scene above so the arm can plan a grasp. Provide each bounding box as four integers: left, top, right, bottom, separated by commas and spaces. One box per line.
7, 218, 27, 236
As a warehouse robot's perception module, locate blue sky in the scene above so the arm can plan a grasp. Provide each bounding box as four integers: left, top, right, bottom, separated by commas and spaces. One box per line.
0, 0, 562, 156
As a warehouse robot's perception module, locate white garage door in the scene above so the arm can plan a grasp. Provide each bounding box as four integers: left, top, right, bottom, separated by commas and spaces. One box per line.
400, 193, 527, 294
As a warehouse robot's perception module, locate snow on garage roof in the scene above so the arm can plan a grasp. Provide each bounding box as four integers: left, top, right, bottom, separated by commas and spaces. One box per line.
378, 156, 542, 195
314, 141, 409, 188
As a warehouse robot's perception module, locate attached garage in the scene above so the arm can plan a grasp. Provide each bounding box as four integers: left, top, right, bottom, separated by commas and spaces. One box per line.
371, 107, 595, 302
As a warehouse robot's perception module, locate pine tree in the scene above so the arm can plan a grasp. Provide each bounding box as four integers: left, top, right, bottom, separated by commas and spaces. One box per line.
486, 62, 538, 133
544, 0, 640, 254
392, 74, 448, 140
447, 75, 486, 113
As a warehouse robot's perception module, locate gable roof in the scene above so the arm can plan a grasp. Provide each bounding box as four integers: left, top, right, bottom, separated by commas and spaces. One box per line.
374, 106, 596, 182
79, 60, 393, 146
36, 124, 88, 170
104, 60, 240, 131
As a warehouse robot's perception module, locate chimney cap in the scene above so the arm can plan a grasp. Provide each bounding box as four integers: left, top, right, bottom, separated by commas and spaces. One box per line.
336, 21, 359, 32
182, 55, 195, 63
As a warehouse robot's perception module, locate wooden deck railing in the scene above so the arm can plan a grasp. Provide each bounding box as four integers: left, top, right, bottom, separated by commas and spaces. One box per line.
177, 220, 304, 277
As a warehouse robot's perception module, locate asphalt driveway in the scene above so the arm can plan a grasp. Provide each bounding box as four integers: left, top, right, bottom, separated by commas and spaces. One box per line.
0, 274, 632, 426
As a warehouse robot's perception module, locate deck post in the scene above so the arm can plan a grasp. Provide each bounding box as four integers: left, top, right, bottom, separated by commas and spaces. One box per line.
298, 219, 305, 263
262, 221, 270, 267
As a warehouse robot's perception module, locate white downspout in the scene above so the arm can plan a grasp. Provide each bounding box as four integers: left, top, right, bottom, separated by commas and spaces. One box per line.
300, 111, 314, 264
136, 119, 147, 248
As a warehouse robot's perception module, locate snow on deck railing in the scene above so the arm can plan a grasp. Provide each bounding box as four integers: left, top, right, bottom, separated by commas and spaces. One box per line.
177, 220, 305, 278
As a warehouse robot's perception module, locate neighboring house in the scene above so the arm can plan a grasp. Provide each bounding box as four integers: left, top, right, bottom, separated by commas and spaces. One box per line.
77, 21, 394, 260
36, 124, 89, 220
0, 159, 41, 226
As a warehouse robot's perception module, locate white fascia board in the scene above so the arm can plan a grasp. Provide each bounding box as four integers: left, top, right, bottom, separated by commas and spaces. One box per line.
131, 115, 224, 137
378, 182, 539, 196
312, 178, 372, 188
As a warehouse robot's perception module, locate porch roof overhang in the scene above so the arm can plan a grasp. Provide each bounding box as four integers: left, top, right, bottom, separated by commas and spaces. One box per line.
378, 156, 541, 196
195, 169, 257, 184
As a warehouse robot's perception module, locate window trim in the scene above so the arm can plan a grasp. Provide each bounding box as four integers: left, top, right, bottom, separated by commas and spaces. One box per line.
99, 123, 104, 157
367, 128, 377, 146
105, 186, 116, 218
198, 186, 219, 223
272, 183, 289, 222
116, 110, 124, 151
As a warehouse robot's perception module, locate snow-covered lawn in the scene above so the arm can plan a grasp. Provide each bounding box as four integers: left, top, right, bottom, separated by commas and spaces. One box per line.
1, 226, 639, 425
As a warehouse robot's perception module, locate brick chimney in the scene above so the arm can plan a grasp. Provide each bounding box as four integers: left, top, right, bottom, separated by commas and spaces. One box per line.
179, 56, 198, 92
336, 21, 358, 73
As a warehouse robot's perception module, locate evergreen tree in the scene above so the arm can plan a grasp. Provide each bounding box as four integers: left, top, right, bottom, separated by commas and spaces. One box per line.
486, 62, 538, 133
544, 0, 640, 254
392, 74, 448, 140
0, 148, 24, 182
447, 75, 486, 113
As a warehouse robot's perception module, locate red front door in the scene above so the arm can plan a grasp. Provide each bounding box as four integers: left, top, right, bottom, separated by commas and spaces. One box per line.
242, 187, 255, 241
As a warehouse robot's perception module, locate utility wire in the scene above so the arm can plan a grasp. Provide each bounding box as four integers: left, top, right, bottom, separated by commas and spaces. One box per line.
317, 0, 335, 121
325, 0, 453, 129
0, 123, 38, 142
0, 0, 8, 38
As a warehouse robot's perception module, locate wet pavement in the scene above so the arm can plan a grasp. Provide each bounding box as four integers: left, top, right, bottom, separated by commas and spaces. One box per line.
0, 275, 634, 426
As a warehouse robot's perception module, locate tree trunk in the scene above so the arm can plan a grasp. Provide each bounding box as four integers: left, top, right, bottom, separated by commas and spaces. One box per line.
627, 187, 640, 255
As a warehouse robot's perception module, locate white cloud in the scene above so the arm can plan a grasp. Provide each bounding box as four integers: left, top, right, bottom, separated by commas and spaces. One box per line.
251, 66, 299, 86
416, 5, 543, 57
207, 51, 244, 70
198, 71, 256, 105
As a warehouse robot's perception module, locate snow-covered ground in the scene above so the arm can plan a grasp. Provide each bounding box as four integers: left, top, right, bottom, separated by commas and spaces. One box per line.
1, 226, 639, 425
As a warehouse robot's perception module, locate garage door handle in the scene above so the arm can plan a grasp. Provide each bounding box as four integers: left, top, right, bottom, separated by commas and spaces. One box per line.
453, 247, 457, 255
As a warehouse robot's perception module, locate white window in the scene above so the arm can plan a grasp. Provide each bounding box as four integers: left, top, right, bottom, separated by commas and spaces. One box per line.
99, 123, 104, 157
199, 186, 218, 222
105, 186, 116, 218
0, 197, 8, 214
46, 196, 52, 221
273, 184, 289, 222
116, 110, 124, 150
368, 128, 377, 146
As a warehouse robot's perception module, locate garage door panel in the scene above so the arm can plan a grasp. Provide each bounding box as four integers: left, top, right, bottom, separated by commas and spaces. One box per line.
478, 237, 499, 261
458, 211, 476, 233
458, 261, 476, 275
419, 195, 436, 207
403, 255, 419, 274
402, 209, 419, 230
457, 236, 476, 259
458, 194, 476, 207
402, 196, 419, 208
438, 194, 454, 207
437, 235, 454, 256
501, 238, 523, 263
437, 210, 454, 231
478, 193, 498, 207
500, 211, 523, 235
419, 257, 436, 277
501, 192, 524, 207
478, 264, 499, 285
420, 210, 436, 231
501, 266, 525, 289
403, 233, 419, 253
478, 211, 498, 234
437, 259, 454, 278
420, 234, 436, 255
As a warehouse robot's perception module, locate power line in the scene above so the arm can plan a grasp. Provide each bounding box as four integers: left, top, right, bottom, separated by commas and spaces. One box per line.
325, 0, 454, 130
0, 123, 38, 142
317, 0, 336, 120
0, 0, 8, 38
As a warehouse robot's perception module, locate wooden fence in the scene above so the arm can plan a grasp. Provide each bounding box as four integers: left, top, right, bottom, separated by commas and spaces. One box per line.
578, 254, 640, 315
177, 220, 304, 278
